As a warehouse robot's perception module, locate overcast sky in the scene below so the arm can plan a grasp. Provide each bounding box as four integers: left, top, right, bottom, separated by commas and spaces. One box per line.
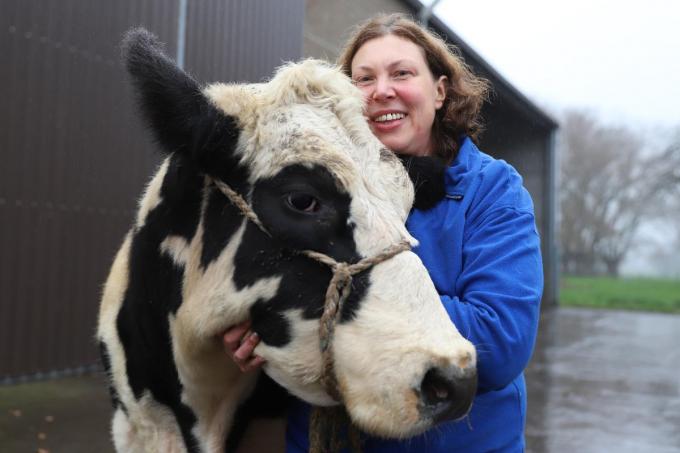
434, 0, 680, 131
432, 0, 680, 275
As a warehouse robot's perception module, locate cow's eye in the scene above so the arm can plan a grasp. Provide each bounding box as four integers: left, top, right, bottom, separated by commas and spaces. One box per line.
286, 193, 320, 213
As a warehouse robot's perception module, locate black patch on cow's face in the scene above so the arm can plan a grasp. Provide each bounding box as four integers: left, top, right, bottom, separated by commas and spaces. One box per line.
200, 166, 251, 269
250, 298, 292, 346
398, 155, 447, 210
251, 164, 357, 260
116, 153, 204, 452
229, 164, 371, 347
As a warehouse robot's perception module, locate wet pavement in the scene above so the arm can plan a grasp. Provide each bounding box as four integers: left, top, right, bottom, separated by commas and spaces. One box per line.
525, 307, 680, 453
1, 306, 679, 452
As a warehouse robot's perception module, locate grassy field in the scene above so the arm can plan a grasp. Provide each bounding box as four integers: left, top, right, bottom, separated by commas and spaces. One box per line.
560, 276, 680, 313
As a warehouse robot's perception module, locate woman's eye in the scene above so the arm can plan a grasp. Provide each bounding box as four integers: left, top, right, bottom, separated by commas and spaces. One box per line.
353, 76, 373, 86
394, 70, 411, 79
286, 193, 320, 213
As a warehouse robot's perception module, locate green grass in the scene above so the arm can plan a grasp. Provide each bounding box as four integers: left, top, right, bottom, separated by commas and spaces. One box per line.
560, 276, 680, 313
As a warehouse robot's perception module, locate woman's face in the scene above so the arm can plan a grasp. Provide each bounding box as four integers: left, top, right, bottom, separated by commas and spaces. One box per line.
351, 34, 447, 157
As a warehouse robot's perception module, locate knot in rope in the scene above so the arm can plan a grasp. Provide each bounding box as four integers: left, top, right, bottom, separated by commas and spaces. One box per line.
301, 241, 411, 402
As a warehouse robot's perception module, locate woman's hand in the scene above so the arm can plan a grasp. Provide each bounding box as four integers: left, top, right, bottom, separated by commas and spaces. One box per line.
223, 321, 266, 372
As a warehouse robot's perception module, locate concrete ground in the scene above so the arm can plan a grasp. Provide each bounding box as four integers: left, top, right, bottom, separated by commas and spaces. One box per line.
2, 306, 679, 452
525, 307, 680, 453
0, 373, 113, 452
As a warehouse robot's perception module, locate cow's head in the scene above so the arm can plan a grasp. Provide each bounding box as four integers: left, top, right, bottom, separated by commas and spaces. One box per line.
123, 29, 476, 438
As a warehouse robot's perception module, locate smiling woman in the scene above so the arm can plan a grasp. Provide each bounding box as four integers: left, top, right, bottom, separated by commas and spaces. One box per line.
337, 14, 489, 164
350, 34, 447, 157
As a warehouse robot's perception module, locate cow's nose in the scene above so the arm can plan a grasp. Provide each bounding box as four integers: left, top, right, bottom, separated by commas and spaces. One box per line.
419, 365, 477, 422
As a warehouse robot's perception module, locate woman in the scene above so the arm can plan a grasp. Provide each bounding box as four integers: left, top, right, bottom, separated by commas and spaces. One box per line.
225, 13, 543, 453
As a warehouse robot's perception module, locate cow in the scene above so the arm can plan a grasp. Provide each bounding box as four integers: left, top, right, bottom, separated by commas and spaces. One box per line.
96, 28, 477, 453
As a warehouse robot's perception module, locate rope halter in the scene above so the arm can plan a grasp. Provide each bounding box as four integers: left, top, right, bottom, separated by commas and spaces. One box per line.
211, 177, 411, 401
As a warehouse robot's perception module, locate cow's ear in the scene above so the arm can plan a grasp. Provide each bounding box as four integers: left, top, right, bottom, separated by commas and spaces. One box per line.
122, 28, 240, 178
398, 155, 447, 210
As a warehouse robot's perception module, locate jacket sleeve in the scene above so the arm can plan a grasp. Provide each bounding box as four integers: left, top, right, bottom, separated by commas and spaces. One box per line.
440, 205, 543, 392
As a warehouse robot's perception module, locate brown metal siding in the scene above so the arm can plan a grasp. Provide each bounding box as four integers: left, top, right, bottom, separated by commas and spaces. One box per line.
1, 0, 180, 382
185, 0, 305, 83
1, 0, 304, 382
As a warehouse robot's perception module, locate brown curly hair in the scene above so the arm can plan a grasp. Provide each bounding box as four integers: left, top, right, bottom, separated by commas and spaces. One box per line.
338, 13, 490, 163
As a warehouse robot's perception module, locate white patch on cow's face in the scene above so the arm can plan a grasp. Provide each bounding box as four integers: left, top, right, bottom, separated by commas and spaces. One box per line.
135, 158, 170, 229
160, 235, 191, 265
254, 309, 335, 406
204, 60, 393, 186
175, 221, 282, 350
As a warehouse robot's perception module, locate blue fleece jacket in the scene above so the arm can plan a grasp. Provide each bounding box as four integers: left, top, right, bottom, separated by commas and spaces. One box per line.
286, 137, 543, 452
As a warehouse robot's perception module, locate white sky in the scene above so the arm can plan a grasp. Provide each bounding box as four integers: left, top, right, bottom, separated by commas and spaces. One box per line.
432, 0, 680, 276
434, 0, 680, 130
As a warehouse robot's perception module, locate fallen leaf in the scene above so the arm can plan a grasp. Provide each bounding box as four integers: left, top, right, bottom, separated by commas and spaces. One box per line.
11, 409, 22, 417
37, 432, 47, 440
45, 415, 55, 423
37, 449, 49, 453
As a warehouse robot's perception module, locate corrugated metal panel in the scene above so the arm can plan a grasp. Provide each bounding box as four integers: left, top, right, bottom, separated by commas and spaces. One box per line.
1, 0, 305, 382
185, 0, 305, 83
1, 0, 180, 381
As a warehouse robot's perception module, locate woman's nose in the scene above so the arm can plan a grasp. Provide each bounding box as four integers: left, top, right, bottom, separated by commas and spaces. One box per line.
371, 76, 395, 101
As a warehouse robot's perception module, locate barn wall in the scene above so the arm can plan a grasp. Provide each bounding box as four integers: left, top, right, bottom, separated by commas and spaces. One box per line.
0, 0, 304, 383
482, 99, 550, 236
304, 0, 410, 59
185, 0, 304, 83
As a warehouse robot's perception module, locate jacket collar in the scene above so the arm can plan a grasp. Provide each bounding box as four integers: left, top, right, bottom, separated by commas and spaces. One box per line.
444, 136, 482, 196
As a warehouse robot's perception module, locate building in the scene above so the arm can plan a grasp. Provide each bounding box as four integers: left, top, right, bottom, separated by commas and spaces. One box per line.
0, 0, 557, 382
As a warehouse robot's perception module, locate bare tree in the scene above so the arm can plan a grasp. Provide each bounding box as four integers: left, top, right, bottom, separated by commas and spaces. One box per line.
647, 130, 680, 204
559, 112, 679, 276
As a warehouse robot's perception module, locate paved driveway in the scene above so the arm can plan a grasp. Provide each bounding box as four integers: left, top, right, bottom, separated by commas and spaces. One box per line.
525, 307, 680, 453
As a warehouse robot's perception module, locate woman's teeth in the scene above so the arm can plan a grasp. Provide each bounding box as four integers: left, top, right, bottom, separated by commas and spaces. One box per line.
374, 113, 406, 122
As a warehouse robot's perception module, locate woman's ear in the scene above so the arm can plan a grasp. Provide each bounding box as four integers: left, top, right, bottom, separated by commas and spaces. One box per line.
398, 155, 447, 210
434, 75, 447, 110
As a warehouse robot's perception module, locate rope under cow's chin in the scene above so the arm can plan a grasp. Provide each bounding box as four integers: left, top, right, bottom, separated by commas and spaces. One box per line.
211, 178, 411, 453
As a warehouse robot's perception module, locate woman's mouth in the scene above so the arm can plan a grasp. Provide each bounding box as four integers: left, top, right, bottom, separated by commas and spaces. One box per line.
371, 112, 407, 132
373, 112, 407, 123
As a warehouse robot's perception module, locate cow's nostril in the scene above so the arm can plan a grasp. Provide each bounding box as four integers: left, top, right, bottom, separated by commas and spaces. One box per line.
421, 368, 453, 405
419, 366, 477, 423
